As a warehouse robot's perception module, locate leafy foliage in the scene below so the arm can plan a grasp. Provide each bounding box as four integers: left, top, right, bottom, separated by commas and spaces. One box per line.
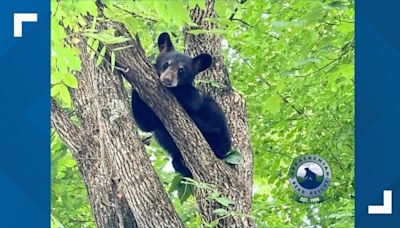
51, 0, 354, 227
51, 131, 94, 228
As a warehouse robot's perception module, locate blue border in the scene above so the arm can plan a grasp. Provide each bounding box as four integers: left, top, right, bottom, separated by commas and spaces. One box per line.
0, 1, 50, 226
356, 0, 400, 226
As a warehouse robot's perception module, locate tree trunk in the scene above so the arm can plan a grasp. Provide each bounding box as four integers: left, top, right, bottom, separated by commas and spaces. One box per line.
52, 100, 134, 228
184, 2, 254, 226
51, 34, 183, 227
51, 0, 254, 227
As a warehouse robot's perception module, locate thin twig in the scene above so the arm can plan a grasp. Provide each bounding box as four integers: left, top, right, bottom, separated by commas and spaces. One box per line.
51, 0, 61, 19
112, 3, 158, 23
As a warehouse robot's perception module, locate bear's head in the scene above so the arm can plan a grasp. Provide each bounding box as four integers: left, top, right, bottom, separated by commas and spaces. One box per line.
155, 32, 212, 88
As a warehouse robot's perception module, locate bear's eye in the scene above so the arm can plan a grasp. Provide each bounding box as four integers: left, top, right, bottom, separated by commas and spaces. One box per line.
163, 62, 169, 69
178, 67, 184, 74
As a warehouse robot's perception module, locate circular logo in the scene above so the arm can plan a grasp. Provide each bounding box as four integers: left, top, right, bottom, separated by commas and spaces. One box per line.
289, 154, 331, 199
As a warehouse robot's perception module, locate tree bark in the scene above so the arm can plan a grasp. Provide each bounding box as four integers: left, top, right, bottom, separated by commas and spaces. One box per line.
52, 100, 136, 228
51, 34, 183, 227
184, 2, 254, 226
51, 0, 254, 227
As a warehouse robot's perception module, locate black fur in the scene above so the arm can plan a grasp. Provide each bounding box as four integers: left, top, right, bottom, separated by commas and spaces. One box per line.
132, 32, 231, 177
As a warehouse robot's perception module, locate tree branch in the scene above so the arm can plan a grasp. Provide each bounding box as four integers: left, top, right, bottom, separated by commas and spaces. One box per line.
97, 18, 231, 181
88, 1, 253, 227
184, 2, 255, 226
51, 99, 83, 154
112, 3, 158, 22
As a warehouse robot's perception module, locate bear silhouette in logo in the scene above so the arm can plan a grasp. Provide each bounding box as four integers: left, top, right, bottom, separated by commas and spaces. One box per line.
299, 167, 322, 189
304, 167, 316, 182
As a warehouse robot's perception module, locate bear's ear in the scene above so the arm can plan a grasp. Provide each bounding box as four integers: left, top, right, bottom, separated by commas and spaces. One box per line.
158, 32, 174, 53
193, 54, 212, 73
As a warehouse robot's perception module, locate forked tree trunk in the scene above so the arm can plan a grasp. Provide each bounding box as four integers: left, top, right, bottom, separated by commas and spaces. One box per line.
51, 37, 183, 228
51, 0, 254, 227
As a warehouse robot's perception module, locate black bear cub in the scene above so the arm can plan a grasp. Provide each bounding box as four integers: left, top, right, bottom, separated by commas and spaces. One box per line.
132, 32, 231, 177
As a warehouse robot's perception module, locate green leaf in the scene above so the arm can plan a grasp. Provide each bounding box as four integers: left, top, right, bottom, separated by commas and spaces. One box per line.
51, 72, 63, 85
90, 16, 97, 31
294, 57, 321, 67
51, 149, 67, 168
223, 149, 241, 165
264, 95, 282, 115
300, 3, 326, 25
90, 40, 99, 59
327, 212, 353, 219
68, 56, 81, 71
213, 208, 228, 216
96, 46, 106, 67
337, 23, 354, 34
51, 84, 63, 97
188, 1, 206, 10
169, 175, 182, 193
215, 196, 235, 207
271, 21, 290, 28
63, 73, 78, 88
203, 220, 219, 228
112, 45, 135, 52
51, 214, 65, 228
325, 2, 348, 10
111, 51, 116, 72
84, 32, 130, 45
178, 181, 193, 204
59, 84, 72, 104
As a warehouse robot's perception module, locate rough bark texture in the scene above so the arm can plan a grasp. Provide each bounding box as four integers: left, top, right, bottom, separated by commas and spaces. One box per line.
51, 0, 254, 227
52, 100, 129, 228
184, 2, 254, 226
51, 36, 183, 227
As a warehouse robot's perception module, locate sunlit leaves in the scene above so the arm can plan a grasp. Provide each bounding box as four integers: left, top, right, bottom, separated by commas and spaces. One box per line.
214, 196, 235, 207
51, 84, 71, 105
299, 2, 326, 25
51, 0, 354, 227
51, 1, 83, 107
51, 132, 94, 228
219, 0, 354, 227
83, 31, 131, 45
264, 95, 282, 115
63, 73, 78, 88
96, 46, 106, 67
